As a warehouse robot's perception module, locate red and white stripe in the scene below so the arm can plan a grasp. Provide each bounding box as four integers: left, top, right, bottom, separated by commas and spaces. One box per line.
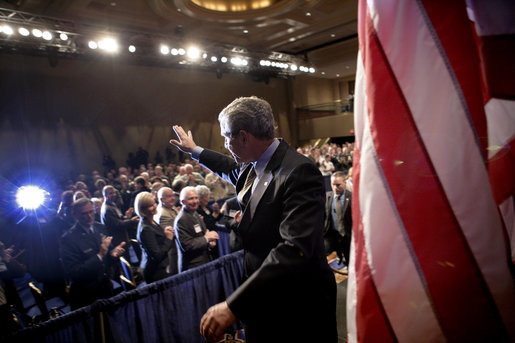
349, 1, 515, 342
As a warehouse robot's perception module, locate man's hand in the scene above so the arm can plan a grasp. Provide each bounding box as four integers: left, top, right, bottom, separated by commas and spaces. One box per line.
234, 210, 242, 224
110, 241, 126, 258
164, 226, 175, 240
200, 301, 237, 342
99, 236, 113, 258
125, 208, 134, 218
204, 230, 219, 242
170, 125, 197, 153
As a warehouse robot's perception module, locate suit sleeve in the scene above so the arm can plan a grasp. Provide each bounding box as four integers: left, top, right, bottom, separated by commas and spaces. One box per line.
102, 207, 133, 232
139, 225, 173, 263
198, 149, 241, 186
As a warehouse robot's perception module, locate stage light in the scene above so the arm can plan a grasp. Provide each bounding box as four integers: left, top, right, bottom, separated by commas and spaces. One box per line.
18, 27, 30, 36
88, 41, 98, 49
309, 67, 315, 73
171, 48, 178, 56
160, 45, 169, 54
32, 29, 43, 38
1, 25, 13, 35
60, 33, 68, 41
221, 56, 228, 63
98, 37, 118, 52
210, 56, 217, 62
16, 186, 48, 210
178, 48, 186, 56
128, 45, 136, 53
202, 53, 207, 59
290, 64, 298, 71
42, 31, 52, 41
231, 57, 247, 66
187, 46, 200, 59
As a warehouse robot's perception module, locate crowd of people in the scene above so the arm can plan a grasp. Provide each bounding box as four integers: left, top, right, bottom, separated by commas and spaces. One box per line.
1, 131, 355, 336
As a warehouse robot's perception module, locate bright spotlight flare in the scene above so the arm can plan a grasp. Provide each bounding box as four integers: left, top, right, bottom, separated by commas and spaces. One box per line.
16, 186, 48, 210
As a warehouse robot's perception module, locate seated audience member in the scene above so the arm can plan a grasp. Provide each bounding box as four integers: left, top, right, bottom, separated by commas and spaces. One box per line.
60, 198, 126, 310
101, 185, 138, 261
219, 196, 243, 252
175, 187, 219, 272
323, 171, 352, 266
135, 192, 177, 283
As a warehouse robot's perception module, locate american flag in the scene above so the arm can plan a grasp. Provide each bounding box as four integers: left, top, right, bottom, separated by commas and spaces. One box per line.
349, 0, 515, 342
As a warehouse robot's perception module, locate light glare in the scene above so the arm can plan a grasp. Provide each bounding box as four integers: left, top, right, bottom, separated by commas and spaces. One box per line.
128, 45, 136, 53
60, 33, 68, 41
160, 45, 169, 54
187, 46, 201, 59
16, 186, 47, 210
42, 31, 52, 41
2, 25, 13, 35
18, 27, 30, 36
32, 29, 43, 38
88, 41, 98, 49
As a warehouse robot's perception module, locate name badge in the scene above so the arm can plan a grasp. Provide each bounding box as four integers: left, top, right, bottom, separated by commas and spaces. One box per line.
194, 224, 202, 233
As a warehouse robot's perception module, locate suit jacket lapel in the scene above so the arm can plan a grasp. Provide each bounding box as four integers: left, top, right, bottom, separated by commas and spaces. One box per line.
240, 140, 289, 230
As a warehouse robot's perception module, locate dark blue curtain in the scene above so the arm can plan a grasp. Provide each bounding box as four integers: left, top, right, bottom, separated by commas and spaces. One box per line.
5, 251, 244, 343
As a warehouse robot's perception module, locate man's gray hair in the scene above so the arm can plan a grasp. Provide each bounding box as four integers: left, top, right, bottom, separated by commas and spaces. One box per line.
180, 186, 197, 201
157, 186, 173, 204
218, 96, 275, 140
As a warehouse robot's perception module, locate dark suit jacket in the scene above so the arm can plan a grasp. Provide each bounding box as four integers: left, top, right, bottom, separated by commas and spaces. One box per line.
198, 140, 337, 342
60, 222, 114, 309
175, 208, 213, 272
323, 190, 352, 262
324, 190, 352, 237
137, 218, 177, 283
101, 201, 135, 256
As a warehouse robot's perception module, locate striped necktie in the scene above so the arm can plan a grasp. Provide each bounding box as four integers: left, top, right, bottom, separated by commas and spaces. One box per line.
238, 167, 256, 210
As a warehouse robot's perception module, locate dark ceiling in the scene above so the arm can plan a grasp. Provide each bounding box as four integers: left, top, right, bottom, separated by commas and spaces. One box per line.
0, 0, 358, 79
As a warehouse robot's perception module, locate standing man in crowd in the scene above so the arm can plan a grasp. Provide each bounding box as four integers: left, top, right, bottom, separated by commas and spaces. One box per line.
175, 186, 219, 272
101, 185, 138, 262
154, 187, 180, 275
170, 96, 336, 342
324, 171, 353, 268
60, 198, 126, 309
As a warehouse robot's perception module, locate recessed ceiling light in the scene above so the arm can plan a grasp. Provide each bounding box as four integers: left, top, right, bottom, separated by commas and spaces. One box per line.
330, 33, 336, 38
306, 12, 311, 17
336, 74, 340, 77
321, 71, 326, 75
243, 30, 248, 34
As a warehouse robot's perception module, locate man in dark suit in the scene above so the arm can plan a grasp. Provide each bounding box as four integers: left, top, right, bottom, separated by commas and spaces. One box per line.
170, 96, 337, 343
101, 185, 138, 262
324, 171, 353, 266
175, 187, 219, 272
60, 198, 126, 310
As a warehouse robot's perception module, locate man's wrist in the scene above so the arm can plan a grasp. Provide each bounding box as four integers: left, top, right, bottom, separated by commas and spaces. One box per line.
191, 146, 204, 160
